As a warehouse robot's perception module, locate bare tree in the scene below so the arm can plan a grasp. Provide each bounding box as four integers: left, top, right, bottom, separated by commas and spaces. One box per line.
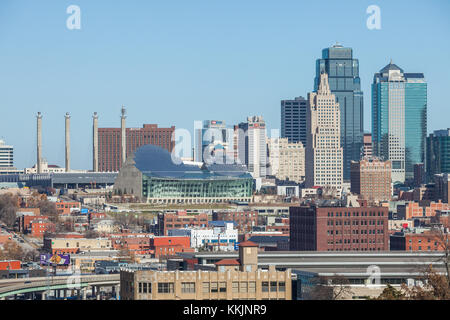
0, 193, 19, 227
308, 275, 353, 300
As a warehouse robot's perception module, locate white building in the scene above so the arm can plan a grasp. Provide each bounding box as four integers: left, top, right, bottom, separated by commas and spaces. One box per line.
268, 137, 305, 183
168, 223, 238, 251
305, 72, 343, 189
247, 116, 267, 178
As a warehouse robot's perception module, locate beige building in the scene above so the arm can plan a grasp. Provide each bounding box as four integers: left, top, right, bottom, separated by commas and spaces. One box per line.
268, 137, 305, 183
44, 237, 113, 254
305, 72, 343, 189
350, 158, 392, 204
120, 241, 291, 300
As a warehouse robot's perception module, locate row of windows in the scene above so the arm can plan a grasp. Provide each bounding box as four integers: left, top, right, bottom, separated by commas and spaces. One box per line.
137, 281, 286, 295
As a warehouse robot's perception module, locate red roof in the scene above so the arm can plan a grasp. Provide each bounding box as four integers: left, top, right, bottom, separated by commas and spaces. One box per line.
239, 241, 258, 247
215, 259, 240, 266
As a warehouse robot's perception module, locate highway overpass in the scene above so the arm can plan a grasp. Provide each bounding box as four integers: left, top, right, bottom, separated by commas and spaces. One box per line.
0, 274, 119, 299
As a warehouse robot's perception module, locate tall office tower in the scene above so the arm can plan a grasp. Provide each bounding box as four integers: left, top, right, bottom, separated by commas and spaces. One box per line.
96, 108, 176, 172
92, 112, 99, 172
314, 43, 364, 180
362, 133, 373, 158
234, 123, 249, 167
350, 158, 392, 204
36, 112, 43, 174
194, 120, 231, 164
65, 112, 71, 172
281, 96, 307, 146
426, 129, 450, 182
372, 61, 427, 184
247, 116, 267, 178
0, 140, 14, 168
268, 137, 305, 183
305, 72, 343, 189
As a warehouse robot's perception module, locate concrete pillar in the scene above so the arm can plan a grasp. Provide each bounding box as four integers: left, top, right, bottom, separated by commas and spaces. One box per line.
96, 286, 101, 300
37, 112, 43, 173
121, 106, 126, 164
93, 112, 99, 172
41, 292, 47, 300
65, 112, 71, 172
82, 288, 87, 300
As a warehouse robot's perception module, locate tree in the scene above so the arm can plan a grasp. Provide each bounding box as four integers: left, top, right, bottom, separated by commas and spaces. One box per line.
0, 193, 19, 227
376, 284, 405, 300
0, 241, 24, 261
307, 275, 354, 300
400, 266, 450, 300
84, 230, 100, 239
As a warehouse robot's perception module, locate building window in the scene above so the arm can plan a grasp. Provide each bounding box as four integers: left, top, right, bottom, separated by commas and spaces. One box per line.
202, 282, 210, 294
240, 282, 248, 293
232, 282, 239, 293
262, 282, 269, 292
157, 282, 174, 294
270, 282, 277, 292
279, 282, 286, 292
249, 281, 256, 293
219, 282, 226, 293
181, 282, 195, 293
211, 282, 218, 293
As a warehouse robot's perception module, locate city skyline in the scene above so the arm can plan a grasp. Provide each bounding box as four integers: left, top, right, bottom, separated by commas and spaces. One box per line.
0, 1, 449, 170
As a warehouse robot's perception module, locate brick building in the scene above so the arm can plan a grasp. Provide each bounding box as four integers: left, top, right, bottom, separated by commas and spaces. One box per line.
157, 211, 208, 236
350, 158, 391, 204
149, 236, 191, 258
390, 230, 446, 251
289, 206, 389, 251
30, 219, 55, 238
98, 124, 175, 172
56, 201, 81, 215
212, 210, 258, 233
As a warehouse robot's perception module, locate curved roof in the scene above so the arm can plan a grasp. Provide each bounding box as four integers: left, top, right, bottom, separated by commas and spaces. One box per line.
132, 145, 252, 180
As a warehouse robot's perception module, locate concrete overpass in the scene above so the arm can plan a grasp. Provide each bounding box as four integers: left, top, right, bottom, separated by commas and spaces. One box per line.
0, 274, 119, 300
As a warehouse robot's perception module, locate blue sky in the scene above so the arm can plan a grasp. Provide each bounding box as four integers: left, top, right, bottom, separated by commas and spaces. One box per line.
0, 0, 449, 170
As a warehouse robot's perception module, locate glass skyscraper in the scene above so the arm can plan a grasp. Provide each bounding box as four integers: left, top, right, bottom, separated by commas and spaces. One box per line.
314, 44, 364, 180
426, 129, 450, 182
372, 62, 427, 183
281, 96, 307, 147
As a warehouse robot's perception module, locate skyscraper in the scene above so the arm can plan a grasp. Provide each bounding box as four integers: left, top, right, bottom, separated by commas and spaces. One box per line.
372, 61, 427, 183
96, 108, 175, 172
426, 129, 450, 182
281, 96, 307, 146
314, 43, 364, 180
0, 139, 14, 168
194, 120, 232, 164
247, 116, 267, 178
305, 72, 343, 189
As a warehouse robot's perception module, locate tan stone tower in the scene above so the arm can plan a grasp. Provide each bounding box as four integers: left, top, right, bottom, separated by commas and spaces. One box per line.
305, 72, 343, 189
238, 241, 258, 272
65, 112, 71, 172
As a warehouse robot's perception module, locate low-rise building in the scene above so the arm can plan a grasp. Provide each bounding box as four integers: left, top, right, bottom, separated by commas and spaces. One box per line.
43, 237, 113, 254
120, 241, 292, 300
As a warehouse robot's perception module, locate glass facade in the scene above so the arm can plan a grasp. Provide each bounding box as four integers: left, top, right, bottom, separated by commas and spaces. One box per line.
142, 176, 253, 200
426, 130, 450, 182
281, 97, 307, 146
372, 62, 427, 183
314, 44, 364, 180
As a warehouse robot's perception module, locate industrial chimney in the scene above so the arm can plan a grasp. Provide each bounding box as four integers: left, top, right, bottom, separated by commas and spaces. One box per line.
121, 106, 126, 164
65, 112, 71, 172
36, 112, 43, 174
93, 112, 98, 172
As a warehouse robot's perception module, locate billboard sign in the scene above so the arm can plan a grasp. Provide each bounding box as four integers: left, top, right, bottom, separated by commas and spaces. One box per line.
40, 254, 70, 266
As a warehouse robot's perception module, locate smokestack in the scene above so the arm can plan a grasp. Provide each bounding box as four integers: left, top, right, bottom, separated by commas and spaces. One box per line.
93, 112, 98, 172
121, 106, 126, 164
65, 112, 71, 172
36, 112, 43, 174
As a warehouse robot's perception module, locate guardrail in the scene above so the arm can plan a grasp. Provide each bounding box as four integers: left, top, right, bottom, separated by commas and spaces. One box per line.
0, 274, 120, 298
